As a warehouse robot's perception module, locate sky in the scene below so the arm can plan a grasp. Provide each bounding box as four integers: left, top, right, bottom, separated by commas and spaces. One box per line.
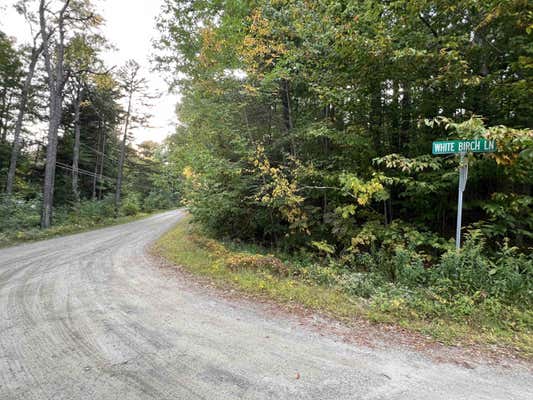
0, 0, 179, 144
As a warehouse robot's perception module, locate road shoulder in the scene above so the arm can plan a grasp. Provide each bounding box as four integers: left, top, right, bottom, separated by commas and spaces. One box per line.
151, 217, 533, 371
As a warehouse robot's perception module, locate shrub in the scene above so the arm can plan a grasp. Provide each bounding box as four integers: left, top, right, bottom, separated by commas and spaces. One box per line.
226, 253, 290, 277
489, 241, 533, 305
338, 272, 385, 298
349, 244, 428, 286
76, 198, 115, 223
0, 195, 41, 231
431, 232, 533, 305
143, 191, 176, 212
293, 260, 343, 286
476, 193, 533, 248
190, 234, 230, 257
395, 248, 428, 287
350, 220, 450, 263
120, 194, 142, 216
434, 233, 491, 293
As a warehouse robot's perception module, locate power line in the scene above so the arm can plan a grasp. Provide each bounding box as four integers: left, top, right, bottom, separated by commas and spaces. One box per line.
56, 162, 116, 184
56, 163, 157, 192
79, 142, 121, 163
79, 141, 159, 171
20, 137, 158, 170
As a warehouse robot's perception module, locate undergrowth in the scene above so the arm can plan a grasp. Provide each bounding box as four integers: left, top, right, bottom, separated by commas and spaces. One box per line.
0, 195, 165, 247
155, 217, 533, 359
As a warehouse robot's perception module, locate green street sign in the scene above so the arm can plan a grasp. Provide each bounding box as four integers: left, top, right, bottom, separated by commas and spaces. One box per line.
432, 139, 496, 155
431, 138, 497, 250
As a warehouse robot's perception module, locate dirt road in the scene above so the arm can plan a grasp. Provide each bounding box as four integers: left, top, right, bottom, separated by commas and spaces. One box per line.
0, 210, 531, 399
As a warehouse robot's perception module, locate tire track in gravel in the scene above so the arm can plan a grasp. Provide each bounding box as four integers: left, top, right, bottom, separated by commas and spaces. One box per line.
76, 221, 211, 400
0, 210, 531, 400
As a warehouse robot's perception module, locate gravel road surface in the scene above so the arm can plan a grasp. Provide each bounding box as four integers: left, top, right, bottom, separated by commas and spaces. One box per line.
0, 210, 531, 399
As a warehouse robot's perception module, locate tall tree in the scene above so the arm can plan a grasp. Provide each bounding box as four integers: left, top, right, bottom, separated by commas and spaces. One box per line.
65, 33, 104, 202
114, 60, 150, 214
38, 0, 99, 227
39, 0, 71, 227
0, 31, 22, 184
0, 32, 22, 145
6, 1, 43, 195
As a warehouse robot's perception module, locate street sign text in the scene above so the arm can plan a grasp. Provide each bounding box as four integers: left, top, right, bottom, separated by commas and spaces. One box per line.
432, 139, 496, 155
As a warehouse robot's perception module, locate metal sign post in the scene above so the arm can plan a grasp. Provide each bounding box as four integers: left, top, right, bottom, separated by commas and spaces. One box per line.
456, 153, 468, 250
432, 139, 496, 250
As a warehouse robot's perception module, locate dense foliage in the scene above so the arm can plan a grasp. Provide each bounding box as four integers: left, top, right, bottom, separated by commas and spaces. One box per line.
156, 1, 533, 309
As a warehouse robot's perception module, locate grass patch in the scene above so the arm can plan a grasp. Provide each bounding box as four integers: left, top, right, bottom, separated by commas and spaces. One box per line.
0, 211, 161, 248
154, 216, 363, 319
155, 217, 533, 358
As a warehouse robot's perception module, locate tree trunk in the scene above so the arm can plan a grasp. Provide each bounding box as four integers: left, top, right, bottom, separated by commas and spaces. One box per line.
391, 80, 400, 152
1, 92, 13, 143
98, 128, 106, 200
280, 79, 295, 155
71, 87, 81, 202
0, 88, 7, 144
6, 44, 41, 195
115, 90, 133, 215
115, 132, 127, 215
92, 120, 101, 200
400, 82, 410, 148
41, 98, 62, 228
40, 0, 70, 229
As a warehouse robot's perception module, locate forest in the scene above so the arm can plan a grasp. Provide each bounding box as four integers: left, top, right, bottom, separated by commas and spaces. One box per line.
155, 0, 533, 251
154, 0, 533, 348
0, 0, 177, 245
1, 0, 532, 351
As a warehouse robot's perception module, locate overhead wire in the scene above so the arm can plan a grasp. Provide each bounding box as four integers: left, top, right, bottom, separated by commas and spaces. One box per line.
17, 133, 163, 191
79, 141, 160, 171
56, 161, 116, 183
56, 163, 158, 192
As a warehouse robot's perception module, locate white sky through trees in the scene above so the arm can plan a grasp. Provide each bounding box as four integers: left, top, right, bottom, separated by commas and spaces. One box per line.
0, 0, 179, 144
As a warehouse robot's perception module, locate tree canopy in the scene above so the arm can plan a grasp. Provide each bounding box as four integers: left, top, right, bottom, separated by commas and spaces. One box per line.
155, 0, 533, 254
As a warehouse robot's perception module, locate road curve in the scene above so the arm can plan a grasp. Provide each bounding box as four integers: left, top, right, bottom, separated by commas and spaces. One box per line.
0, 210, 531, 399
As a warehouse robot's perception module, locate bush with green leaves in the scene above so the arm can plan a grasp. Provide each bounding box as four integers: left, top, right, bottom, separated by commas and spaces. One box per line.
120, 194, 142, 216
432, 232, 533, 306
143, 191, 176, 212
331, 225, 532, 313
350, 220, 450, 263
475, 193, 533, 248
74, 197, 116, 223
0, 195, 41, 232
337, 272, 386, 298
294, 260, 344, 286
